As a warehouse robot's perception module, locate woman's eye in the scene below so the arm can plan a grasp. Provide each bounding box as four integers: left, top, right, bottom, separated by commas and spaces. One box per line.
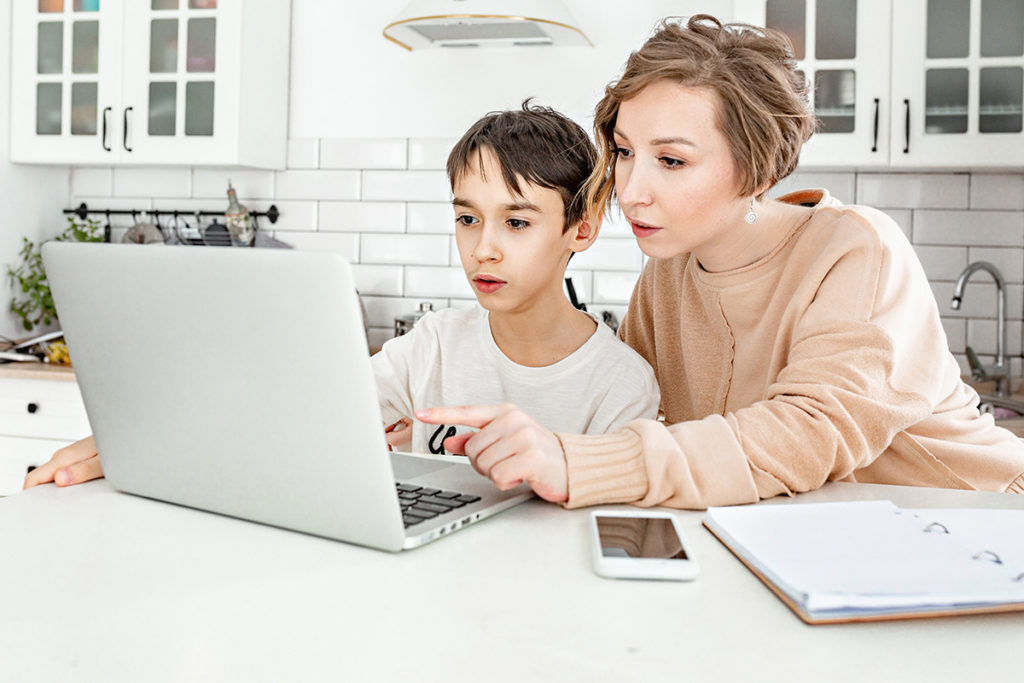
659, 156, 685, 168
614, 147, 633, 159
507, 218, 529, 231
455, 215, 478, 227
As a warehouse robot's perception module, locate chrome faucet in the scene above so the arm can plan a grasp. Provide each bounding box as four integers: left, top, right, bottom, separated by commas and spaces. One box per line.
951, 261, 1008, 396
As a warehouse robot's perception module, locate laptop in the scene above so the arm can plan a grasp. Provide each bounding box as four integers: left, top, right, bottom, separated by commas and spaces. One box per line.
42, 242, 533, 551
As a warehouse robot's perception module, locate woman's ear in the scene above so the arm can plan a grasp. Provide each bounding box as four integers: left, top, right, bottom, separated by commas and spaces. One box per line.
569, 212, 602, 254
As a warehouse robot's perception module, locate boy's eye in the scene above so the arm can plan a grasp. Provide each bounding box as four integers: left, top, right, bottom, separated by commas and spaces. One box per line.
507, 218, 529, 231
614, 147, 633, 159
659, 156, 685, 168
455, 214, 478, 227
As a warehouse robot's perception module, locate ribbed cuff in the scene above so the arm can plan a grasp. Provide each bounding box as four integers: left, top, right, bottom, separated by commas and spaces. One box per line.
557, 429, 648, 509
1007, 472, 1024, 494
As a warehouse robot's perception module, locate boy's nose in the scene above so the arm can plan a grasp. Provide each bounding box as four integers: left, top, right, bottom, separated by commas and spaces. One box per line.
473, 226, 502, 262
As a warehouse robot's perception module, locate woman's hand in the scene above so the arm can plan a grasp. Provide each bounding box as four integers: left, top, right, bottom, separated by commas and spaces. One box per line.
23, 435, 104, 489
415, 404, 569, 503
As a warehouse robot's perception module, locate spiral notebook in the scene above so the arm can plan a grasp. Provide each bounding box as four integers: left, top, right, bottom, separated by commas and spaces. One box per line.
703, 500, 1024, 624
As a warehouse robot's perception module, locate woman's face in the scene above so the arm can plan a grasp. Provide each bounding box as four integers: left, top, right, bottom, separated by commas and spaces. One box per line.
613, 80, 751, 268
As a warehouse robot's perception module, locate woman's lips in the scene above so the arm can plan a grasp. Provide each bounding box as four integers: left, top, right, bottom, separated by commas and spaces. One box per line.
630, 220, 662, 239
473, 275, 507, 294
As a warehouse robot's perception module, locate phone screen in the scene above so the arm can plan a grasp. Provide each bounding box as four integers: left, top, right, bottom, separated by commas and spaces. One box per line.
596, 515, 688, 560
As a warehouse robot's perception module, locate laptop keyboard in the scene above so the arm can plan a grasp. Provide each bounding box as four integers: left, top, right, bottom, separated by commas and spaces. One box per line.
395, 482, 482, 528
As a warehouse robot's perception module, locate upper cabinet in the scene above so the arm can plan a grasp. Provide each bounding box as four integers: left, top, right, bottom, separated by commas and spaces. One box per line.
10, 0, 290, 168
734, 0, 1024, 169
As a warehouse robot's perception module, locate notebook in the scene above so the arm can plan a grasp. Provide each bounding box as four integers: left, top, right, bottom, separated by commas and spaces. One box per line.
703, 500, 1024, 624
42, 242, 533, 552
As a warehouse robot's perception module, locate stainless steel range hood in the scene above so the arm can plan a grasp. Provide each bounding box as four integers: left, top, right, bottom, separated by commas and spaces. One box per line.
383, 0, 592, 50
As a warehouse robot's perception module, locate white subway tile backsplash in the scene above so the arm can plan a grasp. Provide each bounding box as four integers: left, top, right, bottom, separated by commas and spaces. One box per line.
405, 266, 473, 299
932, 281, 1024, 320
246, 200, 318, 232
967, 319, 1024, 357
366, 328, 393, 354
192, 169, 274, 199
940, 317, 966, 352
113, 168, 191, 198
361, 234, 450, 266
970, 174, 1024, 210
599, 205, 632, 237
914, 210, 1024, 247
352, 264, 404, 297
883, 209, 912, 239
409, 138, 457, 170
773, 171, 856, 203
913, 245, 967, 282
564, 269, 593, 304
857, 174, 969, 209
408, 202, 454, 234
967, 247, 1024, 284
573, 238, 643, 271
286, 138, 319, 170
274, 170, 360, 201
593, 271, 641, 304
321, 138, 407, 170
362, 170, 450, 202
71, 168, 112, 197
319, 202, 406, 233
276, 231, 359, 261
449, 236, 460, 266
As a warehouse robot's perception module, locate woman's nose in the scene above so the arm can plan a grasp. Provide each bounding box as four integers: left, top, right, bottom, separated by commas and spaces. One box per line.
616, 162, 653, 209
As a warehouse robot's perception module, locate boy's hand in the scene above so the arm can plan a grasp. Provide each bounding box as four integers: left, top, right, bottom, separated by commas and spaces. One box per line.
23, 435, 104, 489
415, 404, 568, 503
384, 417, 413, 449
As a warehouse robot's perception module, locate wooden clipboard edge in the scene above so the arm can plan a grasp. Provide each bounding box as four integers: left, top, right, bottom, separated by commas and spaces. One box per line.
701, 519, 1024, 625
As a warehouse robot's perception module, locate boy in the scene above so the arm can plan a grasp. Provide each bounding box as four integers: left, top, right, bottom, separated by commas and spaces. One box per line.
24, 102, 658, 488
376, 101, 660, 455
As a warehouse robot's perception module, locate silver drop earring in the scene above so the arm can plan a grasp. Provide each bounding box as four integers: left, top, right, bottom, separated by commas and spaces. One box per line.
744, 198, 757, 224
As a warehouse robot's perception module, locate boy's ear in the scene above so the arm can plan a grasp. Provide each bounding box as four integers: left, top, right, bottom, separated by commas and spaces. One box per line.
568, 212, 602, 254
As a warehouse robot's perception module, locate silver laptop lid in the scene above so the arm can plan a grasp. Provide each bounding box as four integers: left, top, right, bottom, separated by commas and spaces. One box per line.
43, 242, 407, 551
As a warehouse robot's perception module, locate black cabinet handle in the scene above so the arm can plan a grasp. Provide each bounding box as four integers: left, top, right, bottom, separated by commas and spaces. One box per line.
123, 106, 134, 152
101, 106, 112, 151
26, 402, 39, 414
903, 99, 910, 154
871, 98, 880, 152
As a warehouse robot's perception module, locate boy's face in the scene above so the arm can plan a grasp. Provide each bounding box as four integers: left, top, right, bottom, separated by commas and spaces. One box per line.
453, 149, 584, 316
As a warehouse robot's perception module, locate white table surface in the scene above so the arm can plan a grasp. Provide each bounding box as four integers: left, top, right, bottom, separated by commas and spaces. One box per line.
2, 480, 1022, 683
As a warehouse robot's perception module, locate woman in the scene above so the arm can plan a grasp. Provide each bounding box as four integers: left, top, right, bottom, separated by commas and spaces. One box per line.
418, 14, 1024, 508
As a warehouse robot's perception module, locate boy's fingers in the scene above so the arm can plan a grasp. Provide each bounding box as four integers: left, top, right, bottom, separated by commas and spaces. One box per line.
416, 404, 507, 428
442, 432, 473, 455
54, 456, 104, 487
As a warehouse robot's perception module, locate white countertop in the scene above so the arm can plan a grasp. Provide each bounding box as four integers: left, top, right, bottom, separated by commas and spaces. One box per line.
2, 480, 1022, 683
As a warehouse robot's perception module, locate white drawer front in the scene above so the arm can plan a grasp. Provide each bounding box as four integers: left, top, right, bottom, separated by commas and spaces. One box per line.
0, 436, 73, 496
0, 378, 91, 440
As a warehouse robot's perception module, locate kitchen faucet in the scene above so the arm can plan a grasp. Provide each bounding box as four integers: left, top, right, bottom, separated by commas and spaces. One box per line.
951, 261, 1008, 397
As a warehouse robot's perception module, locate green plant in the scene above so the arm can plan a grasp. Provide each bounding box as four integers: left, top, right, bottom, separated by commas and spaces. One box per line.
6, 216, 103, 332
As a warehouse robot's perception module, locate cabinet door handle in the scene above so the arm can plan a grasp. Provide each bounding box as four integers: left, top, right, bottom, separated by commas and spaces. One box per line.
101, 106, 112, 152
123, 106, 134, 152
903, 99, 910, 154
871, 98, 880, 152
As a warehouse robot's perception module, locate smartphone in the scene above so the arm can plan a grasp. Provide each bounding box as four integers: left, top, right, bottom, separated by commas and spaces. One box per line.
589, 510, 699, 581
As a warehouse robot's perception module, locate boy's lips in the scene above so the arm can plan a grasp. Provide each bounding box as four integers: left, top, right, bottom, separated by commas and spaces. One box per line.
472, 274, 507, 294
628, 218, 662, 239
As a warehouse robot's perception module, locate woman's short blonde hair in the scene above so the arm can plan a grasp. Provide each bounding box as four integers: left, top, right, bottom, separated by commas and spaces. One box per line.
586, 14, 816, 212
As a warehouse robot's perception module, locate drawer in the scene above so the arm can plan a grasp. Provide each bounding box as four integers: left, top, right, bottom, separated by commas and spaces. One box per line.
0, 378, 90, 440
0, 435, 72, 496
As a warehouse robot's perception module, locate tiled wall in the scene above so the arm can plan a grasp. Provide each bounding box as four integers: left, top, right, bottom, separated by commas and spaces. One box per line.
70, 140, 1024, 375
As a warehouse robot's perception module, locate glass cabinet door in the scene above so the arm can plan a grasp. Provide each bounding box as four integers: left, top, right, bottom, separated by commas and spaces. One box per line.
733, 0, 893, 167
120, 0, 237, 163
10, 0, 124, 163
891, 0, 1024, 166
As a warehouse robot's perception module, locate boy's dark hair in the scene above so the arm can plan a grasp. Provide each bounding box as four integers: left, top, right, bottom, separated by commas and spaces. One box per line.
446, 100, 597, 233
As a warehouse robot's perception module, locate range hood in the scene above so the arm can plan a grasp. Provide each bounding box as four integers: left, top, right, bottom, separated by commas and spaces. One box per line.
383, 0, 591, 50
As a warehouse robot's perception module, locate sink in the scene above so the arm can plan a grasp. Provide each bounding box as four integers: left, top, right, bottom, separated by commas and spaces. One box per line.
977, 394, 1024, 419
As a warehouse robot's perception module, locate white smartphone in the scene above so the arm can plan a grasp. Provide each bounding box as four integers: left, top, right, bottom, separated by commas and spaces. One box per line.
589, 510, 699, 581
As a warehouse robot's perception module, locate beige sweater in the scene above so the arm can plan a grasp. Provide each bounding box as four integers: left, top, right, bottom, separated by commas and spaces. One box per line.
559, 190, 1024, 509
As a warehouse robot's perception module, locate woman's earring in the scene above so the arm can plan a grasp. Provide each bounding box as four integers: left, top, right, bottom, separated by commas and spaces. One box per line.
744, 198, 758, 224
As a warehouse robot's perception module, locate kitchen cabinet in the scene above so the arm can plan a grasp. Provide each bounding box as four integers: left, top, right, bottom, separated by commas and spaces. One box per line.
9, 0, 290, 168
734, 0, 1024, 168
0, 366, 90, 496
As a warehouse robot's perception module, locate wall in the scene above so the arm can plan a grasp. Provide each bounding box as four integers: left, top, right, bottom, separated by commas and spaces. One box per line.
0, 0, 71, 341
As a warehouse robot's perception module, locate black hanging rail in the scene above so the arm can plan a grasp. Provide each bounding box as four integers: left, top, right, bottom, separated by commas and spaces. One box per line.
63, 201, 280, 224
